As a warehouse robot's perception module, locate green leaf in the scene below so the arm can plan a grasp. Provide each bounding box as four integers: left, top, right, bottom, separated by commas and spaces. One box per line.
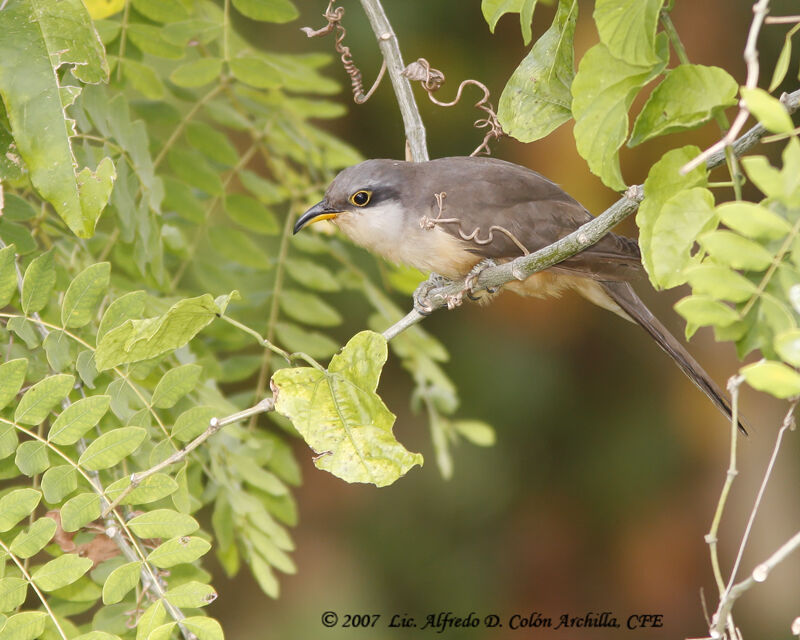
172, 405, 217, 442
0, 611, 47, 640
274, 322, 339, 359
775, 329, 800, 367
698, 230, 775, 272
147, 536, 211, 568
182, 616, 224, 640
102, 561, 141, 605
279, 290, 342, 327
97, 290, 147, 342
168, 147, 223, 196
105, 473, 178, 505
273, 331, 423, 487
0, 244, 17, 307
21, 249, 55, 313
0, 578, 27, 613
61, 262, 111, 328
76, 351, 99, 389
209, 226, 271, 269
41, 465, 77, 503
15, 374, 75, 425
170, 58, 223, 88
629, 65, 738, 146
0, 358, 28, 412
769, 24, 798, 92
250, 553, 278, 598
230, 454, 287, 495
127, 509, 199, 538
78, 426, 146, 470
0, 220, 36, 256
239, 170, 285, 204
453, 420, 497, 446
741, 87, 795, 134
131, 0, 188, 22
15, 440, 50, 476
126, 24, 184, 59
60, 492, 101, 531
48, 395, 111, 445
164, 581, 217, 608
284, 258, 341, 292
3, 195, 36, 221
716, 201, 792, 240
649, 187, 717, 288
0, 424, 19, 460
229, 56, 283, 89
96, 294, 222, 371
498, 0, 577, 142
9, 517, 57, 559
674, 295, 740, 329
684, 264, 756, 303
31, 554, 93, 591
571, 35, 668, 190
481, 0, 537, 43
0, 0, 112, 237
232, 0, 298, 23
594, 0, 664, 65
43, 330, 73, 372
186, 121, 238, 167
135, 600, 167, 640
151, 364, 203, 409
741, 359, 800, 398
224, 194, 280, 235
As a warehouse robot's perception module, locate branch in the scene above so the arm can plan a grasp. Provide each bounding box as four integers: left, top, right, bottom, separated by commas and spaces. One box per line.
358, 0, 428, 162
101, 397, 275, 515
382, 86, 800, 342
681, 0, 772, 174
711, 400, 798, 637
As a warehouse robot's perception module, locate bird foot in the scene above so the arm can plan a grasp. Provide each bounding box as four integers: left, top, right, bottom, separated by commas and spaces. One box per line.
413, 273, 449, 315
464, 259, 499, 302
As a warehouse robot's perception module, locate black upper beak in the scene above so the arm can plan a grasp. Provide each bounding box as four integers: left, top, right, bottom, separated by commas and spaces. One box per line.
293, 200, 341, 234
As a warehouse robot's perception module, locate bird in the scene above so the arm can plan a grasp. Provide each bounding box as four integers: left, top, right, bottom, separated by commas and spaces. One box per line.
294, 156, 744, 432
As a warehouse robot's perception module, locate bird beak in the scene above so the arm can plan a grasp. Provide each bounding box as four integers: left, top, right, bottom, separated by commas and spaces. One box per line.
294, 200, 341, 234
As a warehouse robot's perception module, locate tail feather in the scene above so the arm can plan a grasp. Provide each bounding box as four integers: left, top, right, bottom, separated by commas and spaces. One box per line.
601, 281, 747, 434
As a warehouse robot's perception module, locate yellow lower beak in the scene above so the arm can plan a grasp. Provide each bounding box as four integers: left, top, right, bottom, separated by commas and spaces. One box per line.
294, 201, 341, 234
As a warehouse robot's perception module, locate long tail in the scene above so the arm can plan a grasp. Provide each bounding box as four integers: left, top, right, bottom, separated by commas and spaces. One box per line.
601, 281, 747, 434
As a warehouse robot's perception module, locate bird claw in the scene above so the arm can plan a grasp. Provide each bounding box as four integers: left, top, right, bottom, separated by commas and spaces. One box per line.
413, 273, 448, 315
463, 258, 498, 301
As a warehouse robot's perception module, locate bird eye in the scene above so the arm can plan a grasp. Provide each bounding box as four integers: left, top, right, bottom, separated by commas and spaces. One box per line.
350, 190, 371, 207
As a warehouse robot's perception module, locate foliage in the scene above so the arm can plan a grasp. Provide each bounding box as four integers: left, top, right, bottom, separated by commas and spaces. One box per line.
493, 0, 800, 400
0, 0, 494, 637
0, 0, 798, 637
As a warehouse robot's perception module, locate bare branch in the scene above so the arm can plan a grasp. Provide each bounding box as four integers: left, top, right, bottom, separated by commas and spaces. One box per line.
711, 401, 798, 637
102, 397, 275, 515
358, 0, 429, 162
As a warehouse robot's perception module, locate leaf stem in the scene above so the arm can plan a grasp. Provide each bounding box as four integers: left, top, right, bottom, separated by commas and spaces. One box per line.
0, 538, 68, 640
249, 201, 295, 429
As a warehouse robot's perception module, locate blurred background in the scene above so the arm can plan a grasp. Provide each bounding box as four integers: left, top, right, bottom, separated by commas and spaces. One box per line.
214, 1, 800, 637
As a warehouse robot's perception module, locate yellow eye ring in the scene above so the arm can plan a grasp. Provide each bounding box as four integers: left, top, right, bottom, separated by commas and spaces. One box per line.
350, 190, 372, 207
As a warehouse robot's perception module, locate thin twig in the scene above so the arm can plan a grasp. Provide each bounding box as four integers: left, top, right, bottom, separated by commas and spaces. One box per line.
710, 400, 798, 637
381, 86, 800, 342
102, 397, 275, 515
357, 0, 428, 162
681, 0, 772, 174
764, 15, 800, 23
705, 376, 744, 597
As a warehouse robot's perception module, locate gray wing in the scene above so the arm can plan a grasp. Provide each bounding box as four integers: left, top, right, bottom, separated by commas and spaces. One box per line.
421, 157, 643, 281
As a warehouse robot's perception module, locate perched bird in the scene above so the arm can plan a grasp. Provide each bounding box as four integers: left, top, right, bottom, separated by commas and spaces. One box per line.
295, 156, 743, 431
